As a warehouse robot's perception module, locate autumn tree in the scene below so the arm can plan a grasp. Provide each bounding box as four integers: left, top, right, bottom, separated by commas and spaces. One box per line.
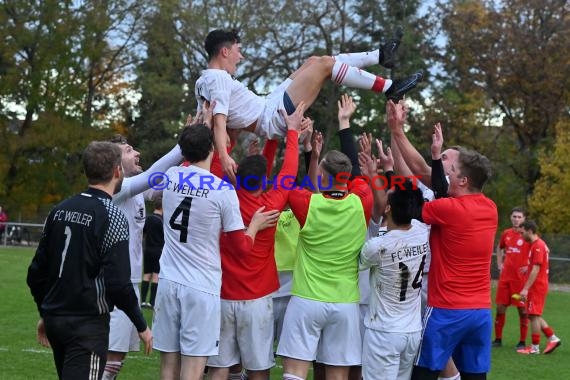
0, 1, 142, 219
131, 0, 186, 166
528, 119, 570, 234
420, 0, 570, 206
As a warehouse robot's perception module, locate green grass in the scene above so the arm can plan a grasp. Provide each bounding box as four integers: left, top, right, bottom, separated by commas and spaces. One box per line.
1, 246, 568, 379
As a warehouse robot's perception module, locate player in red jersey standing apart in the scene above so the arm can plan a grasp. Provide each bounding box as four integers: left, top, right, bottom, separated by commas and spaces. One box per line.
492, 207, 530, 349
516, 220, 562, 355
411, 147, 498, 380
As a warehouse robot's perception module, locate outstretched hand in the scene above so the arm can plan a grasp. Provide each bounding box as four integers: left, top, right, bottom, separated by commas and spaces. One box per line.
300, 118, 314, 150
338, 94, 357, 122
359, 133, 373, 158
280, 101, 307, 132
201, 100, 216, 128
431, 122, 444, 159
386, 100, 407, 133
358, 151, 378, 179
311, 131, 323, 158
376, 139, 394, 172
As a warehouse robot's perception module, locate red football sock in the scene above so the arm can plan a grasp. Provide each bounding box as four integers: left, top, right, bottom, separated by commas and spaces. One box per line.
495, 313, 506, 340
532, 333, 541, 345
520, 315, 529, 342
542, 326, 554, 338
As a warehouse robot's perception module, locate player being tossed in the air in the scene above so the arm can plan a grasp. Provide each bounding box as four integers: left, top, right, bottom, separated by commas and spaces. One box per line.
195, 28, 423, 182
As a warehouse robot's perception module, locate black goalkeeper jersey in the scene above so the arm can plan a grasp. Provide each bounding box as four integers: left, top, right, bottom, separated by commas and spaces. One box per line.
27, 187, 146, 332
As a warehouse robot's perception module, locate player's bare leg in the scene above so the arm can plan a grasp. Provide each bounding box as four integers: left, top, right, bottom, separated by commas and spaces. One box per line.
286, 55, 422, 108
160, 352, 181, 380
313, 361, 325, 380
325, 365, 350, 380
282, 357, 312, 379
439, 359, 460, 380
286, 56, 336, 110
348, 365, 361, 380
248, 369, 269, 380
208, 366, 230, 380
181, 355, 208, 380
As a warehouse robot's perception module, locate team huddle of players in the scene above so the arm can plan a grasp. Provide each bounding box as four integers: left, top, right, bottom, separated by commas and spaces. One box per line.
26, 27, 561, 380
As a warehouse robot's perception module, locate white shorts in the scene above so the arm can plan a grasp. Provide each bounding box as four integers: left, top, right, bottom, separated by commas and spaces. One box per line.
108, 284, 141, 352
152, 279, 221, 356
277, 296, 362, 366
362, 329, 421, 380
273, 296, 291, 345
256, 78, 293, 138
208, 295, 275, 370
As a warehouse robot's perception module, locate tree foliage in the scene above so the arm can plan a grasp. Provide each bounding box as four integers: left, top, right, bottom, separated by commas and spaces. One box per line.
420, 0, 570, 204
0, 0, 142, 219
528, 119, 570, 233
1, 0, 569, 226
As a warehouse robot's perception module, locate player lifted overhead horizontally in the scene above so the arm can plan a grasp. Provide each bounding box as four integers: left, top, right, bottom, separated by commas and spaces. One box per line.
195, 28, 423, 182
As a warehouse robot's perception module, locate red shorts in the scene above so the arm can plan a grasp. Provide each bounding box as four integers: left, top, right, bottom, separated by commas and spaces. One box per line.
495, 277, 526, 308
527, 289, 547, 316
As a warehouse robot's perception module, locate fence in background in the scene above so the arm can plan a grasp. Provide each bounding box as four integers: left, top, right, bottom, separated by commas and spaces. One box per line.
1, 222, 569, 283
1, 222, 45, 247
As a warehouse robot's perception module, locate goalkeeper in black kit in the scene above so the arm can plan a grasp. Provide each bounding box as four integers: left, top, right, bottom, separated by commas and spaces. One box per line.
27, 141, 152, 380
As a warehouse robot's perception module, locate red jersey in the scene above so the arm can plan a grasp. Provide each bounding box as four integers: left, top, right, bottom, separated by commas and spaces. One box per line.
287, 179, 373, 228
220, 130, 297, 300
528, 238, 549, 293
499, 228, 530, 281
422, 193, 498, 309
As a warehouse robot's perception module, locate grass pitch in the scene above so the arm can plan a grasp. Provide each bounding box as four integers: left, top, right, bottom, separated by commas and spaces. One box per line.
1, 246, 568, 379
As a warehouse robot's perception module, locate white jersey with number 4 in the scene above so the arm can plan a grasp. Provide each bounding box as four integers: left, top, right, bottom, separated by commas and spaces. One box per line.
159, 164, 245, 295
360, 219, 430, 333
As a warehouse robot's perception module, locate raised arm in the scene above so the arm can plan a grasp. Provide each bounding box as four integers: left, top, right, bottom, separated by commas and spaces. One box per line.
308, 131, 323, 193
300, 118, 314, 173
274, 103, 305, 180
337, 94, 361, 177
387, 100, 433, 186
430, 123, 449, 198
359, 147, 387, 224
113, 144, 183, 203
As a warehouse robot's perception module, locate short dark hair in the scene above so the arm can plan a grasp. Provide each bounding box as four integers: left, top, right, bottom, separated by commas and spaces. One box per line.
388, 180, 424, 225
237, 155, 267, 191
457, 147, 492, 191
321, 150, 352, 183
205, 29, 241, 61
178, 123, 214, 163
83, 141, 122, 185
520, 220, 538, 234
108, 134, 128, 145
511, 206, 526, 216
154, 193, 163, 210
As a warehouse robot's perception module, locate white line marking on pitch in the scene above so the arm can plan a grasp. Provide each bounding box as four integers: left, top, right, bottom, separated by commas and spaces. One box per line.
22, 348, 51, 354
